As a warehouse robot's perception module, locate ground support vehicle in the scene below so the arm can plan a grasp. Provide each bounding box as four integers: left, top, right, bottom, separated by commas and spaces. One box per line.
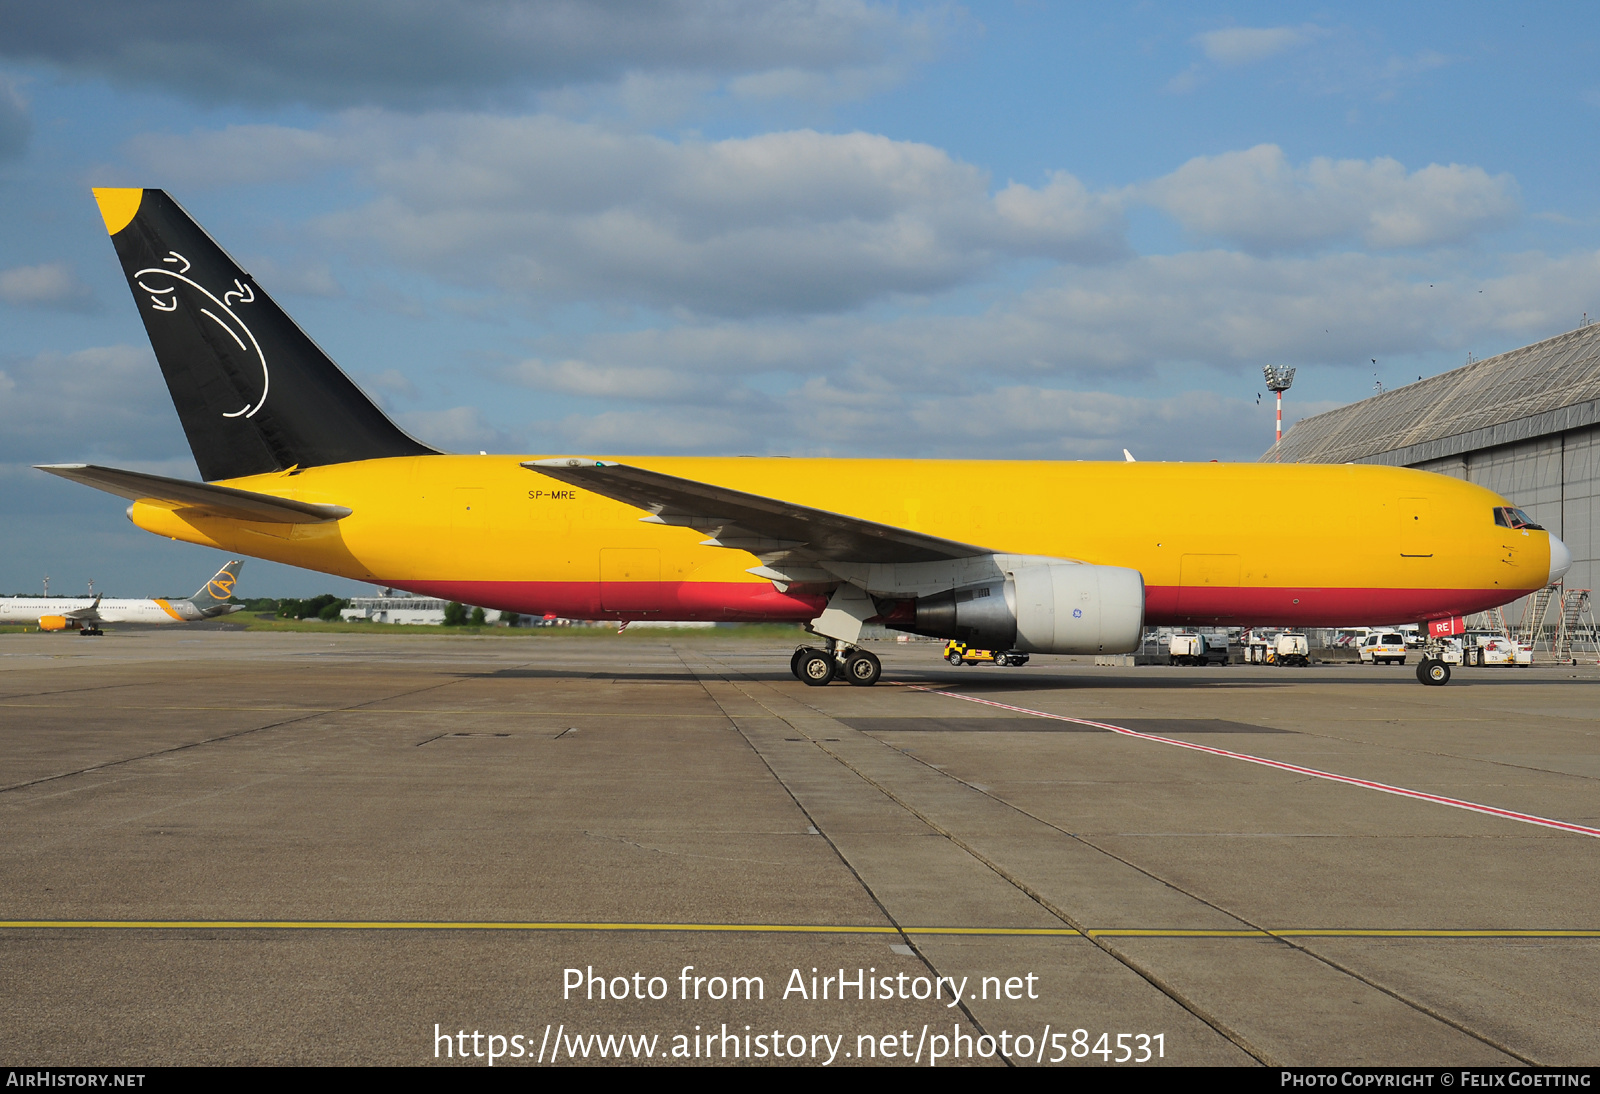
943, 641, 1030, 667
1358, 632, 1408, 665
1274, 633, 1311, 667
1466, 636, 1532, 667
1170, 633, 1230, 666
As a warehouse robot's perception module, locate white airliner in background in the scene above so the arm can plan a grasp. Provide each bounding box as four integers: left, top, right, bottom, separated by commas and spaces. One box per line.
0, 560, 245, 634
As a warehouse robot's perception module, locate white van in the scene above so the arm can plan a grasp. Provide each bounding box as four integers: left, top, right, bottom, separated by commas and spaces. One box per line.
1358, 632, 1408, 665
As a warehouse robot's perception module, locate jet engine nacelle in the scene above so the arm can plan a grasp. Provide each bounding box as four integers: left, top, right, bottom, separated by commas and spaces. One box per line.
906, 561, 1145, 654
38, 616, 73, 631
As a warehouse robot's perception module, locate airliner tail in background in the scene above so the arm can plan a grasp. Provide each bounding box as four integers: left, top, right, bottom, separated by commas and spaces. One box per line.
0, 560, 246, 632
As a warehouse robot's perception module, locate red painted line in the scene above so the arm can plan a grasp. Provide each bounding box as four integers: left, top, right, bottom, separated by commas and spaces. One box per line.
911, 687, 1600, 839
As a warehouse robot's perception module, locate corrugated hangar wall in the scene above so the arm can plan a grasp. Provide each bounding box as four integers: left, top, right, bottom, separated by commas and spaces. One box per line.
1411, 426, 1597, 601
1271, 322, 1600, 619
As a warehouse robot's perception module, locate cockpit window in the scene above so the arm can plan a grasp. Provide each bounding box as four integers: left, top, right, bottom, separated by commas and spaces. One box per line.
1494, 506, 1544, 531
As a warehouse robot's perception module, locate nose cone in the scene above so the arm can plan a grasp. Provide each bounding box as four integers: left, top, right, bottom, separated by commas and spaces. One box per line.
1549, 533, 1573, 584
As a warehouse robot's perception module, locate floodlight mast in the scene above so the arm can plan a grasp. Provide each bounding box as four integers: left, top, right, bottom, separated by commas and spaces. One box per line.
1263, 365, 1296, 454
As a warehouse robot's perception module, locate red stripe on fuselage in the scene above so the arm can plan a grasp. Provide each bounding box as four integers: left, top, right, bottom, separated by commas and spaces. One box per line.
390, 579, 1529, 626
401, 580, 828, 622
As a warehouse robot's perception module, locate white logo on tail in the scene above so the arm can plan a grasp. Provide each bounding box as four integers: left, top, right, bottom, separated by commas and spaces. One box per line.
135, 251, 269, 419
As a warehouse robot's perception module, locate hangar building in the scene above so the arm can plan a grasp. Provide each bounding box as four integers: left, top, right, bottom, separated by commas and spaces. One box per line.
1271, 323, 1599, 632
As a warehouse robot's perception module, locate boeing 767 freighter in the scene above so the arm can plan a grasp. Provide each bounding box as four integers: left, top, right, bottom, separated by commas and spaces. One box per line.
36, 189, 1572, 684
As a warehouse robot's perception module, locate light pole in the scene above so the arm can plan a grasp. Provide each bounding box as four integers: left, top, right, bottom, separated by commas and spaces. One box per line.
1263, 364, 1296, 455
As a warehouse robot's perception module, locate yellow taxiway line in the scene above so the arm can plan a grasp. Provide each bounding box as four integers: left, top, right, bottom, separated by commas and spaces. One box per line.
1, 921, 1596, 938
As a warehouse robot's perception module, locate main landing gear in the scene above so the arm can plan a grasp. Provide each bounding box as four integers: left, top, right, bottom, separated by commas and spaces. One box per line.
790, 642, 881, 687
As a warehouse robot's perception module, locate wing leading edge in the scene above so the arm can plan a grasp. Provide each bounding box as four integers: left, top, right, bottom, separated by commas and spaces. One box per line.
524, 458, 996, 580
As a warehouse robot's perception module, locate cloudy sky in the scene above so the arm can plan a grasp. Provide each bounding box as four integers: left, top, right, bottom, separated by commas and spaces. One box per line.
3, 2, 1598, 596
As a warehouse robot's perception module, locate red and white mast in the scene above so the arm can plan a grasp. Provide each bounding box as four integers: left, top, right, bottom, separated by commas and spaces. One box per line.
1263, 365, 1296, 456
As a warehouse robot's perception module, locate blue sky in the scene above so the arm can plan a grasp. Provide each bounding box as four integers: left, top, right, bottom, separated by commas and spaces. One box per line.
3, 2, 1598, 596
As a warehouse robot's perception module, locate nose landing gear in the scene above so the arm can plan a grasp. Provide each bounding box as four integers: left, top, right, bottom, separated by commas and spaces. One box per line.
1416, 658, 1451, 686
1414, 632, 1459, 686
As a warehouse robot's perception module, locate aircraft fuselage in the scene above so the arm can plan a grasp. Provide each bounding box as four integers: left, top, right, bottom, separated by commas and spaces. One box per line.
124, 455, 1552, 627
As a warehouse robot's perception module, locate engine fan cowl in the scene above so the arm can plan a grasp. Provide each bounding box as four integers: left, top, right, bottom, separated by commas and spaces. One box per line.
902, 561, 1145, 655
1010, 562, 1144, 655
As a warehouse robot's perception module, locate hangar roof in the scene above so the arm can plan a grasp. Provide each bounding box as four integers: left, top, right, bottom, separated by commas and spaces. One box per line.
1268, 323, 1600, 466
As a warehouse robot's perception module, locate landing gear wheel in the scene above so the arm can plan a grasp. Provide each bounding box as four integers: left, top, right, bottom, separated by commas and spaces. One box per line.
947, 652, 964, 666
844, 650, 881, 686
799, 651, 835, 686
1417, 658, 1451, 686
790, 647, 810, 679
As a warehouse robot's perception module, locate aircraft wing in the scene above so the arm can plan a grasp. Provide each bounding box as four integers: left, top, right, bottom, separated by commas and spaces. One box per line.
62, 596, 102, 621
524, 459, 995, 575
36, 464, 351, 524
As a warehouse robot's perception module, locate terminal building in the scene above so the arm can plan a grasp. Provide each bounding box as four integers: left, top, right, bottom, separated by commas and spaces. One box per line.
1273, 323, 1599, 642
340, 594, 453, 625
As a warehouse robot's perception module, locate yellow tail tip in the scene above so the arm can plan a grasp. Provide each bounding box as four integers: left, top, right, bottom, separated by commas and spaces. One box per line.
92, 187, 143, 235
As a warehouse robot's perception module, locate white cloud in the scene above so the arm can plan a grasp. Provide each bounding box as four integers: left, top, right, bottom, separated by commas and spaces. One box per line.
394, 406, 517, 453
0, 345, 182, 465
243, 256, 345, 299
1140, 144, 1519, 252
0, 71, 28, 159
0, 262, 93, 309
4, 1, 936, 110
124, 124, 345, 187
524, 245, 1600, 413
1382, 50, 1452, 82
522, 376, 1323, 463
140, 113, 1126, 316
94, 117, 1588, 469
1194, 25, 1321, 66
504, 358, 725, 403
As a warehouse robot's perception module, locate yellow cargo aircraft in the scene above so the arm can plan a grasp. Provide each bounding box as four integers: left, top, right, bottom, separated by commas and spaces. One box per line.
38, 189, 1571, 687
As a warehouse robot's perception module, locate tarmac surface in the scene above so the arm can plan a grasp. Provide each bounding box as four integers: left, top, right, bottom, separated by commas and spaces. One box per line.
1, 630, 1597, 1067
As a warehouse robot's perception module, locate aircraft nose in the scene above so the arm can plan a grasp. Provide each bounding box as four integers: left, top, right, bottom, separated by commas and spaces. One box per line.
1548, 533, 1573, 584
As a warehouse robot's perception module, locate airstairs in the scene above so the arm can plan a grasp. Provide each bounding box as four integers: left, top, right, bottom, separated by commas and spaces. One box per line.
1553, 589, 1595, 663
1517, 583, 1560, 652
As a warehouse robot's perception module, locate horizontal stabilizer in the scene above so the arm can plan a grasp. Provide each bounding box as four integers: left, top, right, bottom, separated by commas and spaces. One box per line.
524, 458, 991, 566
36, 464, 351, 524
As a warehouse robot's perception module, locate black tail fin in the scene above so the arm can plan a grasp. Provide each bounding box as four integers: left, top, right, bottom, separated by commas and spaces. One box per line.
92, 188, 438, 481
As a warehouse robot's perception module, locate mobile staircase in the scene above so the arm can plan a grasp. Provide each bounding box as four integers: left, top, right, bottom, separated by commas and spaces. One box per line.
1553, 588, 1596, 664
